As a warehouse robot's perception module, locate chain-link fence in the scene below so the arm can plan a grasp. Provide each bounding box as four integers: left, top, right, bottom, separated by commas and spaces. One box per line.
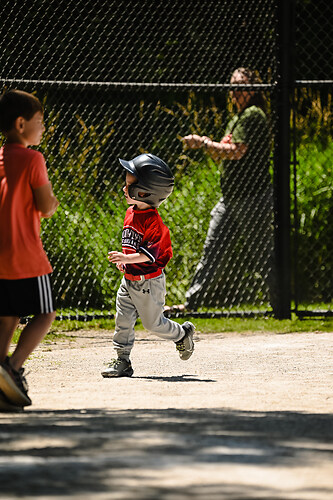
292, 0, 332, 317
0, 0, 331, 319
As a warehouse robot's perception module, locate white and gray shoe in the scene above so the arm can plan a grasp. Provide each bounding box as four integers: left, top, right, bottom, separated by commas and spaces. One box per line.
101, 358, 134, 378
176, 322, 195, 360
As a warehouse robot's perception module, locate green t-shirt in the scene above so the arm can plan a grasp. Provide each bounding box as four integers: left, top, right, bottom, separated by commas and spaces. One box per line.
220, 105, 271, 199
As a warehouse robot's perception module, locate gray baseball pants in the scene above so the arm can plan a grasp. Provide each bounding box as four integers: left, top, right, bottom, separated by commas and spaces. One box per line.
113, 272, 185, 360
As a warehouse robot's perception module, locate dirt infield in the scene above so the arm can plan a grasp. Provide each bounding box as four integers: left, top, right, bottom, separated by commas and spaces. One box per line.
0, 329, 332, 499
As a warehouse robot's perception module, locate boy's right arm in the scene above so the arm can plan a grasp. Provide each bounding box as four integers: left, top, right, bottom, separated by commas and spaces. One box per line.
33, 182, 59, 218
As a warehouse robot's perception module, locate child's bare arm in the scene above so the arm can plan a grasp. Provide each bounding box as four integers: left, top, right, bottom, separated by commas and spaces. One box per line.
108, 251, 150, 265
33, 182, 59, 218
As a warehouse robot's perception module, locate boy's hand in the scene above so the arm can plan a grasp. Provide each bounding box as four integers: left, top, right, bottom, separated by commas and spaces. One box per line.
116, 263, 125, 273
108, 250, 150, 267
108, 251, 127, 264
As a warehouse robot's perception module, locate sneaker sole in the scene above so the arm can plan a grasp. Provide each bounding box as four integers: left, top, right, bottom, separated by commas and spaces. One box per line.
179, 344, 194, 360
0, 367, 32, 406
0, 391, 24, 412
101, 369, 134, 378
179, 349, 194, 361
179, 322, 195, 361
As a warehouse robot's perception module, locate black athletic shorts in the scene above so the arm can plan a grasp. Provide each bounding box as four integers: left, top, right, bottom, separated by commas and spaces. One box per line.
0, 274, 56, 317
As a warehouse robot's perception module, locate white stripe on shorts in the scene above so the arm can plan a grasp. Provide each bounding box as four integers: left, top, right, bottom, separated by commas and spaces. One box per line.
37, 275, 53, 313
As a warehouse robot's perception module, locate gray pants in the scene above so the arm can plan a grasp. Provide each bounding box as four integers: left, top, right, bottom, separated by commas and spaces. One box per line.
185, 193, 277, 311
113, 273, 184, 360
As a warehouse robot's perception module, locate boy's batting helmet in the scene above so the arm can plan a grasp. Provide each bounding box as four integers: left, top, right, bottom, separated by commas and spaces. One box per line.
119, 153, 174, 207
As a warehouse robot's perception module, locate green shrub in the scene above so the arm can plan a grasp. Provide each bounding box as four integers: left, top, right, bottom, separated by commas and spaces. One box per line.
291, 140, 333, 303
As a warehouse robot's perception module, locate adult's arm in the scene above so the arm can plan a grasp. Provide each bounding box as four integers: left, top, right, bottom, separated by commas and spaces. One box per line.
182, 134, 248, 161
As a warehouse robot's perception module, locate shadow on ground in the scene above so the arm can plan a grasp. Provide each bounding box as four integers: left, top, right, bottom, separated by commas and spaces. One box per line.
0, 408, 332, 499
135, 374, 216, 382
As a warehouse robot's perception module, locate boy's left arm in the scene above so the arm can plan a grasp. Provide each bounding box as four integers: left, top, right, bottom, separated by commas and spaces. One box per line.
33, 182, 59, 217
108, 216, 170, 270
108, 251, 150, 268
30, 153, 59, 217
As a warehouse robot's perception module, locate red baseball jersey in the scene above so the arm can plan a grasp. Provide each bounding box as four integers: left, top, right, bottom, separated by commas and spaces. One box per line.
122, 206, 173, 276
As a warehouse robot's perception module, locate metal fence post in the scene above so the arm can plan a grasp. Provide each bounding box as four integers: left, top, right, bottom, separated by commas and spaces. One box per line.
273, 0, 295, 319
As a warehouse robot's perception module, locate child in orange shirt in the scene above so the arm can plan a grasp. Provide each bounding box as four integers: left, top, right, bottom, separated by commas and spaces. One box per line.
0, 90, 59, 410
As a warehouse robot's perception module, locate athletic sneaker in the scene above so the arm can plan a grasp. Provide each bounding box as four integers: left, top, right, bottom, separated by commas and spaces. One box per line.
0, 389, 24, 412
0, 357, 31, 406
101, 358, 134, 378
176, 321, 195, 360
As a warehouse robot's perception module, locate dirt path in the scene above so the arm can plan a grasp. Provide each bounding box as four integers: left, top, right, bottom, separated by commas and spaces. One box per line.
0, 330, 332, 499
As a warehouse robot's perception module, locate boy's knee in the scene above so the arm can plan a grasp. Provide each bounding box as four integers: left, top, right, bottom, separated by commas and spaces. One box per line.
46, 311, 57, 322
34, 311, 57, 322
141, 317, 163, 333
0, 316, 19, 331
48, 311, 57, 321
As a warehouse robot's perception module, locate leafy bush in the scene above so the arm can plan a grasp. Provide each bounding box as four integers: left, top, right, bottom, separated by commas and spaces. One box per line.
291, 140, 332, 303
290, 88, 332, 305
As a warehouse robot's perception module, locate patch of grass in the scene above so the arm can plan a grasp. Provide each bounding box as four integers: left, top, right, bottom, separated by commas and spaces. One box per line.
11, 326, 76, 345
49, 314, 332, 335
51, 317, 116, 332
183, 315, 333, 334
10, 314, 331, 347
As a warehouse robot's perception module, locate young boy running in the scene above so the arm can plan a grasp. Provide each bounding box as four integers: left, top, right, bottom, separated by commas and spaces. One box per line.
102, 153, 195, 378
0, 90, 59, 410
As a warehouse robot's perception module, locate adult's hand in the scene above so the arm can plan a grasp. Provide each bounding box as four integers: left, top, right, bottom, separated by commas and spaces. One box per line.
181, 134, 204, 149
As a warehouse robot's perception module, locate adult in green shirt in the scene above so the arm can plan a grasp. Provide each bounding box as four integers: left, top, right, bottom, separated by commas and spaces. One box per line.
174, 68, 277, 313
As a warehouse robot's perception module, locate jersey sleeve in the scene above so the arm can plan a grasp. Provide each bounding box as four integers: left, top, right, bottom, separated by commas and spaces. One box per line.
139, 217, 163, 262
29, 151, 49, 189
139, 216, 172, 267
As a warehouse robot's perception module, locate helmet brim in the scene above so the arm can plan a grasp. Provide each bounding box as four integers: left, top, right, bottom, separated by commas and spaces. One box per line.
119, 158, 137, 176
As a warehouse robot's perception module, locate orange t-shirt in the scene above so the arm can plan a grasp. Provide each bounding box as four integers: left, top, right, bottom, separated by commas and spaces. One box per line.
0, 143, 53, 279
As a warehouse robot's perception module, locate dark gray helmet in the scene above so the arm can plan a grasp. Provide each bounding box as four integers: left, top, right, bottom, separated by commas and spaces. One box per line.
119, 153, 174, 207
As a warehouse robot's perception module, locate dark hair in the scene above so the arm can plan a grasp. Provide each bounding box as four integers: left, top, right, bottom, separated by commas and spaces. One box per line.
232, 67, 267, 112
0, 89, 43, 133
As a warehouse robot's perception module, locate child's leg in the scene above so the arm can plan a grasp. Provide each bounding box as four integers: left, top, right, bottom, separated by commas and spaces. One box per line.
0, 274, 56, 369
101, 279, 137, 378
130, 274, 184, 342
0, 316, 20, 362
0, 276, 56, 405
113, 279, 138, 360
10, 312, 56, 370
